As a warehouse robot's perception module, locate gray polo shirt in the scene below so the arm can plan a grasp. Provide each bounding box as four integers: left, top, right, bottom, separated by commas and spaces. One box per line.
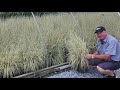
96, 34, 120, 61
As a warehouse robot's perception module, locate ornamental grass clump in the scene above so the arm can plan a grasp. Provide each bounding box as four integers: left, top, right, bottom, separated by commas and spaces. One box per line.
67, 32, 89, 72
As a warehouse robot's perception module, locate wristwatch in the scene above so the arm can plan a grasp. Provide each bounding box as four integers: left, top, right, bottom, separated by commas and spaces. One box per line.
92, 55, 94, 59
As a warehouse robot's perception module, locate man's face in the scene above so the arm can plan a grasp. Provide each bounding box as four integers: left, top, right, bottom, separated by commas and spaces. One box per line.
96, 31, 107, 40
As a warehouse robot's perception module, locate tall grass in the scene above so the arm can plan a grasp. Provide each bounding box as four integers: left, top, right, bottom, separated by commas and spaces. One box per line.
0, 12, 120, 77
38, 14, 74, 66
66, 32, 89, 72
0, 17, 45, 77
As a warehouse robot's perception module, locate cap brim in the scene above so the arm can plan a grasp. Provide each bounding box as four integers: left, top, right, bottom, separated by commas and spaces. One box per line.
94, 31, 103, 34
94, 31, 97, 33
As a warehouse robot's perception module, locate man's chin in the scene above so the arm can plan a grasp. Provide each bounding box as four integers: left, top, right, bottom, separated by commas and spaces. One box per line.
99, 37, 104, 40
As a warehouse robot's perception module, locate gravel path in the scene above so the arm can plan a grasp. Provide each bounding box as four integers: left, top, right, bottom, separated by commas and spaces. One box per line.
47, 67, 120, 78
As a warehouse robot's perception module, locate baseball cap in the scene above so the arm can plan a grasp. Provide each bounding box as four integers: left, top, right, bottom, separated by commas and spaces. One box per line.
94, 26, 106, 34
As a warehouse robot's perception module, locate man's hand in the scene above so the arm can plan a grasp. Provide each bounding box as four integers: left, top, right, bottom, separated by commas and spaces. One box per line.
85, 54, 93, 60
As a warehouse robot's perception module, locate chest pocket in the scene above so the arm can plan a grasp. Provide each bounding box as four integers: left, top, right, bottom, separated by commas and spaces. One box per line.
97, 43, 109, 54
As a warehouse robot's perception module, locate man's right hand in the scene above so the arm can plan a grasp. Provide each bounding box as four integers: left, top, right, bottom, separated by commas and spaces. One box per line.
85, 54, 93, 60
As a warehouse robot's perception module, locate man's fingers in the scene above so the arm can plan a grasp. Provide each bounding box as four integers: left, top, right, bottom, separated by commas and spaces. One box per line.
85, 54, 88, 58
85, 54, 92, 60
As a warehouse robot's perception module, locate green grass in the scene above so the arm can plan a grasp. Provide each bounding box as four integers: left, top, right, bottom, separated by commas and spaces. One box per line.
0, 12, 120, 77
0, 17, 45, 77
66, 31, 89, 72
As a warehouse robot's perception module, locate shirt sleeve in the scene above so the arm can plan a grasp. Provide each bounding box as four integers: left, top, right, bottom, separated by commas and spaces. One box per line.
105, 40, 117, 55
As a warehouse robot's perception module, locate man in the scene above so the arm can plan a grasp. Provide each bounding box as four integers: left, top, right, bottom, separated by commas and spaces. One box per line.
85, 26, 120, 78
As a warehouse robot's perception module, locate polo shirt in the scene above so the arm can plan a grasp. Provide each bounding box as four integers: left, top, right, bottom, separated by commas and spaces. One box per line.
96, 34, 120, 61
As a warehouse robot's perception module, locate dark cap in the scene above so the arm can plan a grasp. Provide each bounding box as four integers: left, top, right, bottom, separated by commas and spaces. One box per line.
94, 26, 106, 34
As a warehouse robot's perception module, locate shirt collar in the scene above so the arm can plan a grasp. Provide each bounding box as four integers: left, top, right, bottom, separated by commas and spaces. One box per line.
99, 34, 108, 44
103, 34, 108, 42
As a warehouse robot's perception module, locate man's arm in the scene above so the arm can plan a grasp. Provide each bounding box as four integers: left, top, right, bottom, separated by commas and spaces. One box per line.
93, 54, 110, 60
93, 51, 99, 55
92, 51, 110, 60
85, 53, 110, 61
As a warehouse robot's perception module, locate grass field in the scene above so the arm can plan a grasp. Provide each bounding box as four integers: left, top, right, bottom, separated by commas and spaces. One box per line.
0, 12, 120, 78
